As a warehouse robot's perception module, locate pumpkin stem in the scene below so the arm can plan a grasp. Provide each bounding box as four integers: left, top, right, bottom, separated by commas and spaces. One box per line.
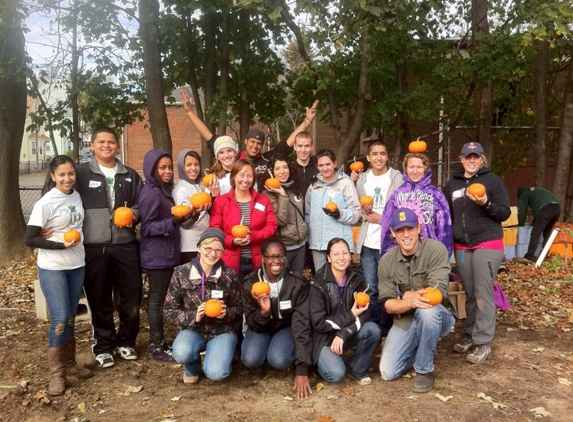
267, 169, 273, 177
240, 216, 244, 226
363, 284, 369, 294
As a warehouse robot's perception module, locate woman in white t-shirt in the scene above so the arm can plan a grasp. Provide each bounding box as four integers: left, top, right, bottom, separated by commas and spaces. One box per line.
25, 155, 92, 396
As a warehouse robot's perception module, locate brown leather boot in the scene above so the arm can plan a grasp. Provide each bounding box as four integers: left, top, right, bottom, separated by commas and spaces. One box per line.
65, 338, 93, 379
47, 346, 67, 396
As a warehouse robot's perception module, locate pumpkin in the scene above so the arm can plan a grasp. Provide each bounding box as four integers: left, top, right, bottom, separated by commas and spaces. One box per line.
172, 204, 191, 217
264, 177, 281, 189
190, 191, 212, 209
204, 299, 223, 317
360, 195, 373, 206
63, 229, 81, 243
325, 201, 338, 212
114, 202, 134, 227
467, 183, 486, 197
349, 160, 364, 173
422, 287, 443, 306
202, 173, 215, 187
355, 292, 370, 307
231, 224, 249, 238
252, 281, 271, 297
409, 139, 427, 153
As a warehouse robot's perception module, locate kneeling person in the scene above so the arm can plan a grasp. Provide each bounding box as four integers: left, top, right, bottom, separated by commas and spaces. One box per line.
378, 207, 455, 393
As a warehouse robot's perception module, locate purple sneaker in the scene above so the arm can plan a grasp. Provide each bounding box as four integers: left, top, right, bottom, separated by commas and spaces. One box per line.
149, 343, 174, 362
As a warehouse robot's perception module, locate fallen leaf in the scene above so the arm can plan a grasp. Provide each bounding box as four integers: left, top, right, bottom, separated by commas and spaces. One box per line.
435, 393, 453, 402
34, 391, 46, 400
477, 392, 508, 409
315, 383, 324, 392
11, 364, 21, 377
532, 347, 545, 353
170, 396, 182, 401
78, 402, 86, 413
230, 413, 246, 419
326, 395, 338, 400
158, 411, 175, 418
282, 396, 294, 401
342, 385, 354, 395
317, 416, 334, 422
558, 378, 571, 386
529, 407, 551, 417
120, 385, 143, 396
406, 395, 419, 400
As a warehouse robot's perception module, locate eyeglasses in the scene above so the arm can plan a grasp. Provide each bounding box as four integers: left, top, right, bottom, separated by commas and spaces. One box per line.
201, 245, 224, 255
263, 254, 286, 261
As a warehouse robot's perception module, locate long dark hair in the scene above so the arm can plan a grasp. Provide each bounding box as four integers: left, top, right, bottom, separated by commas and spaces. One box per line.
265, 154, 302, 196
42, 155, 76, 196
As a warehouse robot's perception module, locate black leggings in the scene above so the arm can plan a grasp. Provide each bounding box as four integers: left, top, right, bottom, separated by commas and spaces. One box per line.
146, 268, 173, 346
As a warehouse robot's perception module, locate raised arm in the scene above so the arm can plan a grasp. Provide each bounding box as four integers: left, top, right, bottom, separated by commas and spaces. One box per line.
286, 100, 319, 147
180, 89, 214, 142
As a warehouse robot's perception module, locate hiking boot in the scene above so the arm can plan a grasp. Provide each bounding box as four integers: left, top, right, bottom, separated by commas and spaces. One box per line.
412, 372, 434, 393
183, 372, 199, 384
116, 346, 138, 360
453, 336, 474, 353
95, 353, 115, 368
466, 344, 492, 364
149, 343, 174, 362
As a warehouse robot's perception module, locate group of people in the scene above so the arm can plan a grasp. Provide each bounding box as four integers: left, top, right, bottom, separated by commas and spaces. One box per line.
29, 102, 540, 398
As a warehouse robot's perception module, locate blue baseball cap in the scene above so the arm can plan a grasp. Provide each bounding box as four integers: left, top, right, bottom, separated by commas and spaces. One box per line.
390, 208, 419, 231
461, 142, 484, 158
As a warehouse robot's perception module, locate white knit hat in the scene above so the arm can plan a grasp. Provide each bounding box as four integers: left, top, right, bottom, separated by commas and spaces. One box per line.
214, 136, 239, 156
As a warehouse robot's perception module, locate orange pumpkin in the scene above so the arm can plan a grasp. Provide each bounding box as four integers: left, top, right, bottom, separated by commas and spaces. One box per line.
231, 224, 249, 238
172, 204, 191, 217
204, 299, 223, 317
190, 191, 212, 209
467, 183, 486, 197
422, 287, 443, 306
114, 202, 134, 227
360, 195, 373, 206
202, 173, 215, 187
355, 292, 370, 307
409, 139, 427, 153
265, 177, 281, 189
325, 201, 338, 212
349, 160, 364, 173
252, 281, 271, 297
63, 229, 81, 243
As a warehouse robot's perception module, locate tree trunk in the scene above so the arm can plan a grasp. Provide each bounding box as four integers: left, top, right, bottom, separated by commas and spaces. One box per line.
534, 40, 549, 187
0, 0, 31, 263
139, 0, 172, 154
70, 0, 81, 161
552, 47, 573, 220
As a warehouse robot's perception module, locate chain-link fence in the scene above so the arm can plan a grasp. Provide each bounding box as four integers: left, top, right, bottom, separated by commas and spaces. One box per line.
20, 186, 43, 223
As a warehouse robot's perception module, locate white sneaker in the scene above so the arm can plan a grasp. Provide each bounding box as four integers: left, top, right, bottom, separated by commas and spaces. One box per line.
116, 346, 138, 360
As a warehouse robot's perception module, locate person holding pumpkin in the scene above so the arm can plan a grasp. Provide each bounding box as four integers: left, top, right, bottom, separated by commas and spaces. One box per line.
25, 155, 92, 396
74, 126, 143, 368
209, 159, 278, 281
261, 154, 309, 274
241, 237, 312, 398
305, 149, 361, 271
378, 207, 456, 393
444, 142, 510, 364
164, 228, 243, 383
173, 148, 218, 263
380, 142, 453, 257
309, 238, 381, 386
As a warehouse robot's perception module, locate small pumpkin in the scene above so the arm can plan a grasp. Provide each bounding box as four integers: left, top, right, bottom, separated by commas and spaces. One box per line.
63, 229, 81, 243
231, 224, 249, 238
355, 292, 370, 307
114, 202, 134, 227
264, 177, 281, 189
360, 195, 373, 206
349, 159, 364, 173
409, 139, 427, 153
190, 191, 212, 209
204, 299, 223, 317
252, 281, 271, 297
172, 204, 191, 217
325, 201, 338, 212
202, 173, 215, 187
422, 287, 443, 306
467, 183, 486, 197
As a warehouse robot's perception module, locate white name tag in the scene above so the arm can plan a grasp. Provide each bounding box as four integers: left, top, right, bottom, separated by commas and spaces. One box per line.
89, 180, 102, 188
254, 202, 266, 212
211, 290, 224, 299
279, 300, 292, 310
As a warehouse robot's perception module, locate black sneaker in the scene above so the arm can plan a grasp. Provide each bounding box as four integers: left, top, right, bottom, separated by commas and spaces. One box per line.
95, 352, 115, 368
412, 372, 434, 393
466, 344, 492, 364
149, 343, 174, 362
453, 336, 474, 353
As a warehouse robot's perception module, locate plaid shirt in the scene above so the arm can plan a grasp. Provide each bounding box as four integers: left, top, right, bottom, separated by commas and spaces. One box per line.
164, 260, 243, 341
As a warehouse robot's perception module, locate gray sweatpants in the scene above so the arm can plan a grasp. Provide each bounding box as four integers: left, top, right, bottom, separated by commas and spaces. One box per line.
454, 248, 503, 345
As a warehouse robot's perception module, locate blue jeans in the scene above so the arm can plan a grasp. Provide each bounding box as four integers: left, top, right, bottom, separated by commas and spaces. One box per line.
317, 322, 381, 382
241, 327, 294, 369
379, 305, 455, 380
38, 266, 85, 347
311, 250, 327, 272
361, 246, 393, 336
172, 329, 237, 381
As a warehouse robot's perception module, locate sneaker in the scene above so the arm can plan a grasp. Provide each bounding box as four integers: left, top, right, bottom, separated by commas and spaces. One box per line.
513, 257, 534, 265
249, 367, 265, 384
116, 346, 138, 360
346, 372, 372, 386
95, 352, 115, 368
453, 336, 474, 353
149, 343, 174, 362
412, 372, 434, 393
183, 372, 199, 384
466, 344, 492, 364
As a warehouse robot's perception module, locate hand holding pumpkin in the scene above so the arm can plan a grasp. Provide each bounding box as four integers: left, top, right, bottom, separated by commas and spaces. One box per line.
351, 300, 369, 317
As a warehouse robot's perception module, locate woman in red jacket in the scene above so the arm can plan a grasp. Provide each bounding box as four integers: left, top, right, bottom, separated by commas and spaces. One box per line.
210, 159, 278, 281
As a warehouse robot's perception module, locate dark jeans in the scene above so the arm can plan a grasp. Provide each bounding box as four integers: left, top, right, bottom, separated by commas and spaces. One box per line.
84, 243, 142, 355
526, 203, 561, 260
146, 268, 173, 346
361, 246, 393, 337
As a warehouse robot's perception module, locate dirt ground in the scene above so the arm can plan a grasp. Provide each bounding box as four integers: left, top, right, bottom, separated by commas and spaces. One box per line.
0, 256, 572, 422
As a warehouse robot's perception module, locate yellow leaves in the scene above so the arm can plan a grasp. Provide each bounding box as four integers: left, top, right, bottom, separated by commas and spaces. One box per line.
477, 393, 508, 410
315, 382, 324, 392
119, 385, 143, 396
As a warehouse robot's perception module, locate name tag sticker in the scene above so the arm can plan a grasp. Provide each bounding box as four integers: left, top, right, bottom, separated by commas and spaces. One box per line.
254, 202, 266, 212
89, 180, 102, 188
211, 290, 224, 299
125, 178, 132, 182
279, 300, 292, 310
